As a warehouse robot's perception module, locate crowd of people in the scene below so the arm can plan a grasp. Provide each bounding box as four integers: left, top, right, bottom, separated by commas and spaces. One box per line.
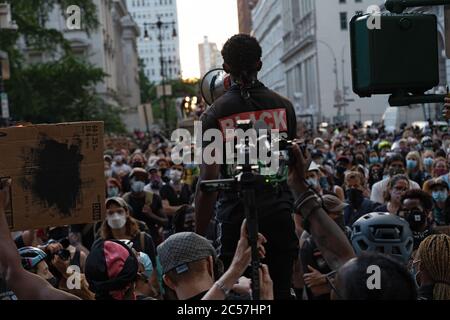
0, 120, 449, 301
0, 33, 449, 302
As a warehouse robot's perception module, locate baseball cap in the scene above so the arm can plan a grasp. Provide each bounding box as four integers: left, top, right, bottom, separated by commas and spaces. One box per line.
129, 167, 148, 179
85, 240, 139, 298
308, 161, 321, 172
322, 195, 347, 214
157, 232, 216, 275
106, 197, 128, 209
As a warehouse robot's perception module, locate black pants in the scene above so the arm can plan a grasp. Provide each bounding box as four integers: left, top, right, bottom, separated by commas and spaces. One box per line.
217, 213, 298, 300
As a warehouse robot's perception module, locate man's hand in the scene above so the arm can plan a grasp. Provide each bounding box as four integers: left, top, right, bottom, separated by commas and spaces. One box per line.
303, 265, 326, 288
288, 144, 311, 196
231, 277, 252, 296
229, 220, 267, 277
259, 264, 274, 300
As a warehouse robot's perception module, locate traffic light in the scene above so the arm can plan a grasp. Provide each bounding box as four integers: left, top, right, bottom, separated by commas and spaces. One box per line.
350, 13, 439, 98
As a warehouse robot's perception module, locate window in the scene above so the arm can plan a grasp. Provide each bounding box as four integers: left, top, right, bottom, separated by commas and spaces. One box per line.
340, 12, 348, 30
355, 0, 362, 2
339, 0, 346, 3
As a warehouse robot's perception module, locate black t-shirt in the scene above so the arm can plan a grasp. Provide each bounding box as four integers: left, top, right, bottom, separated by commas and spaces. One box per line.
126, 193, 163, 225
200, 82, 297, 224
160, 183, 192, 206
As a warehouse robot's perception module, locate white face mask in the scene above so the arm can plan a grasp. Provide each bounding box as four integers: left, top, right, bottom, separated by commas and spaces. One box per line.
107, 212, 127, 230
169, 169, 182, 182
131, 180, 145, 193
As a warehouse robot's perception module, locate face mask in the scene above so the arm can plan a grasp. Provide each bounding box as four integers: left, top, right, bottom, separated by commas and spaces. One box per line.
405, 209, 426, 232
406, 160, 417, 170
423, 158, 434, 167
108, 187, 119, 198
389, 167, 405, 176
131, 180, 145, 193
169, 169, 182, 182
114, 155, 123, 163
132, 161, 144, 168
47, 277, 59, 288
336, 166, 346, 175
432, 191, 448, 203
307, 178, 319, 187
105, 169, 113, 178
346, 188, 364, 206
369, 157, 379, 164
379, 157, 386, 163
434, 168, 448, 177
319, 176, 329, 190
107, 212, 127, 230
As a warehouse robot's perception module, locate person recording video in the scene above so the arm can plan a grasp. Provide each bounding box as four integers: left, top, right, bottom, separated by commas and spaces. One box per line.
195, 34, 298, 299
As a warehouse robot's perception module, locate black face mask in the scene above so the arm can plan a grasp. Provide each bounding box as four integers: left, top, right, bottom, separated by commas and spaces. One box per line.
405, 209, 427, 232
336, 166, 347, 175
389, 167, 405, 176
370, 170, 382, 182
346, 188, 364, 206
132, 161, 144, 168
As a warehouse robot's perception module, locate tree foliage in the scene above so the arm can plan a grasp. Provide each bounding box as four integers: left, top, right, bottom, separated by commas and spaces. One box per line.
0, 0, 125, 133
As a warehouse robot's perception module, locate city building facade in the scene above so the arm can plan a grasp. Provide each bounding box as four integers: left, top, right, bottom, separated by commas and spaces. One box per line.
126, 0, 181, 83
252, 0, 286, 96
237, 0, 259, 34
20, 0, 143, 130
198, 36, 223, 77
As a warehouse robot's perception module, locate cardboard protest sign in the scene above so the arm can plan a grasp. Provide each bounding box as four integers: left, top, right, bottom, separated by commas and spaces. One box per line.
0, 122, 105, 231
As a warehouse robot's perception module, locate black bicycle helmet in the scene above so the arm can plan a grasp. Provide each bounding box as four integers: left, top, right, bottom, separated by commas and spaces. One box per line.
351, 212, 414, 264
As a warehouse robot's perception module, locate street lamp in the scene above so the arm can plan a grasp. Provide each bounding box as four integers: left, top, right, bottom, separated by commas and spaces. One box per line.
143, 16, 177, 135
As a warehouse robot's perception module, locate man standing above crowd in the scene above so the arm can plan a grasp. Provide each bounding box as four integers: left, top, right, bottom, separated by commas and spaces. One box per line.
195, 34, 298, 299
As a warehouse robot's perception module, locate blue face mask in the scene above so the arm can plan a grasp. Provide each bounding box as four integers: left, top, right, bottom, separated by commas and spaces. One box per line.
432, 190, 448, 203
379, 157, 385, 163
407, 160, 417, 170
108, 187, 119, 198
424, 158, 434, 167
307, 178, 319, 187
369, 157, 379, 164
319, 176, 330, 190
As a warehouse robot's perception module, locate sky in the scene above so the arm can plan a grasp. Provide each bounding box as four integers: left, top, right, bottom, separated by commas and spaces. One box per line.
177, 0, 239, 79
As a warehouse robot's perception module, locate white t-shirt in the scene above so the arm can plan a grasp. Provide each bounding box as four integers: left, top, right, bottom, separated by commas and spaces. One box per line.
371, 177, 420, 204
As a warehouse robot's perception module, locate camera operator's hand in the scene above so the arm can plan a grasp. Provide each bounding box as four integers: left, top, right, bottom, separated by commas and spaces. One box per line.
231, 276, 252, 296
43, 242, 63, 255
52, 255, 70, 279
288, 144, 312, 195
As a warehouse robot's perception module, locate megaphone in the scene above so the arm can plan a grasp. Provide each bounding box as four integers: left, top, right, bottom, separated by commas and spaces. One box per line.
200, 68, 232, 106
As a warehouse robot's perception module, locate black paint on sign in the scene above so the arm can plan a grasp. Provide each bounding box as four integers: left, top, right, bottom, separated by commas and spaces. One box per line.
32, 138, 84, 216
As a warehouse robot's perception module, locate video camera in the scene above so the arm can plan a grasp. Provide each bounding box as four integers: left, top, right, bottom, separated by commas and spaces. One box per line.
46, 238, 71, 261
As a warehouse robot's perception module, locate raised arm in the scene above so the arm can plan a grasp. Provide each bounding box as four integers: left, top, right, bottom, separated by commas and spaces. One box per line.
0, 180, 80, 300
288, 145, 355, 270
194, 163, 220, 236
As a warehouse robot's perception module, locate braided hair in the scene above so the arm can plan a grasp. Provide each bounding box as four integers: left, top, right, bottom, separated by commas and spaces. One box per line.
221, 34, 262, 98
417, 234, 450, 300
